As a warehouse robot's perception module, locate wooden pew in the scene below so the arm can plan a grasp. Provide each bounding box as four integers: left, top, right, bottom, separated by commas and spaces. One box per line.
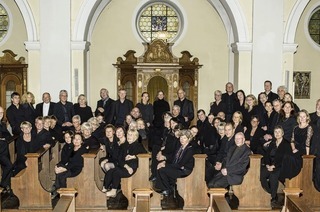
233, 154, 271, 210
8, 135, 18, 163
177, 154, 208, 210
49, 140, 60, 181
283, 155, 320, 212
11, 147, 52, 209
132, 188, 153, 212
66, 148, 107, 210
207, 188, 232, 212
53, 188, 77, 212
122, 153, 152, 210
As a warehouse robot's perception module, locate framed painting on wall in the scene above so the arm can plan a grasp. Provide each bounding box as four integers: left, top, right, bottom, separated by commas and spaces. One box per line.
293, 71, 311, 99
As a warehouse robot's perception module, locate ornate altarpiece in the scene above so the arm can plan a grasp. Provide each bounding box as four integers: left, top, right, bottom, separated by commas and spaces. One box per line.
113, 39, 202, 117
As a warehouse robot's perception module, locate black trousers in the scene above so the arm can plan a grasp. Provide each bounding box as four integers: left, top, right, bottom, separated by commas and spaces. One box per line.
55, 170, 72, 189
104, 167, 133, 189
260, 166, 280, 199
150, 145, 161, 177
0, 155, 12, 187
155, 165, 191, 191
207, 172, 229, 188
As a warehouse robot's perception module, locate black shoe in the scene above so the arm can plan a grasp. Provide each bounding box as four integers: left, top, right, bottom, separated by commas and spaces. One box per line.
51, 190, 59, 200
271, 199, 282, 209
162, 190, 170, 196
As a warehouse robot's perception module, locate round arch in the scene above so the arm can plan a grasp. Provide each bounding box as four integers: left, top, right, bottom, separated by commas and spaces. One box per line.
14, 0, 37, 41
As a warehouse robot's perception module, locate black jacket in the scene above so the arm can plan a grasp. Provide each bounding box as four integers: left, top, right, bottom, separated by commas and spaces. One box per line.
173, 98, 194, 126
35, 102, 55, 117
95, 98, 115, 124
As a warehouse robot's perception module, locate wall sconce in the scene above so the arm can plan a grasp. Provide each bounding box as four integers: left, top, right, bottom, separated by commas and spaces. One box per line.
195, 80, 198, 87
138, 80, 142, 88
173, 81, 178, 88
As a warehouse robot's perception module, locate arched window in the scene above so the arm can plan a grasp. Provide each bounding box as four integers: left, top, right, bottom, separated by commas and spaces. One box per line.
309, 9, 320, 45
0, 3, 10, 43
136, 1, 183, 42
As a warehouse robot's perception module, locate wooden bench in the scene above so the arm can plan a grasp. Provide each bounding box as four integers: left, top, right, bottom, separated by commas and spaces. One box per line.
49, 140, 60, 181
283, 155, 320, 212
177, 154, 208, 210
53, 188, 77, 212
11, 147, 52, 209
207, 188, 232, 212
66, 148, 107, 210
8, 135, 18, 163
233, 154, 271, 210
132, 188, 153, 212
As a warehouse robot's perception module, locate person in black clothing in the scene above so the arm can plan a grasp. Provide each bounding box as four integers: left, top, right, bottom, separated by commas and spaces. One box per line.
21, 92, 37, 126
283, 93, 300, 113
244, 115, 265, 154
207, 132, 251, 188
221, 82, 237, 122
51, 133, 88, 199
173, 89, 194, 127
111, 89, 134, 127
95, 88, 115, 124
278, 101, 297, 141
232, 111, 245, 133
264, 80, 279, 102
261, 101, 276, 134
0, 106, 13, 192
155, 129, 195, 208
105, 129, 146, 197
257, 92, 268, 127
260, 126, 292, 208
263, 99, 283, 142
33, 116, 55, 150
210, 90, 226, 116
73, 94, 93, 123
57, 131, 74, 168
153, 90, 170, 129
81, 122, 100, 150
6, 92, 26, 136
277, 85, 287, 102
234, 90, 246, 115
12, 121, 37, 176
70, 115, 82, 134
136, 92, 154, 128
49, 115, 64, 143
35, 92, 55, 117
196, 109, 210, 143
99, 124, 120, 192
53, 90, 75, 131
172, 105, 187, 128
243, 94, 258, 128
310, 99, 320, 128
189, 126, 202, 154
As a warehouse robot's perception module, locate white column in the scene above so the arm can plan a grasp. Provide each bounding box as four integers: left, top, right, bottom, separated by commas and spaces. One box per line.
40, 0, 71, 102
232, 42, 253, 93
251, 0, 284, 95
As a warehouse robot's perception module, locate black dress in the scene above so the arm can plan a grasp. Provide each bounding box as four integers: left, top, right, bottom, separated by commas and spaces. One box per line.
153, 99, 170, 128
73, 103, 93, 122
278, 116, 297, 141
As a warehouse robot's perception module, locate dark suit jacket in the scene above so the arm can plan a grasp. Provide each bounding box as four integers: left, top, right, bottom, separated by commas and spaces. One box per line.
95, 98, 115, 124
111, 99, 134, 126
266, 91, 279, 102
35, 102, 55, 117
53, 101, 75, 127
6, 104, 26, 135
173, 98, 194, 126
168, 143, 195, 171
223, 144, 251, 185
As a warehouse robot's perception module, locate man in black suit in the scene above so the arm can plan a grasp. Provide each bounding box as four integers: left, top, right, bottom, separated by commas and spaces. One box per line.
110, 88, 133, 126
95, 88, 114, 124
6, 92, 26, 136
173, 89, 194, 127
264, 80, 279, 102
221, 82, 236, 122
207, 132, 251, 188
35, 92, 55, 117
53, 90, 75, 131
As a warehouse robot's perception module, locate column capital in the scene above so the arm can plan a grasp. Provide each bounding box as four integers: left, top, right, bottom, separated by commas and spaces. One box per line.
24, 41, 40, 51
231, 42, 252, 53
71, 41, 91, 51
283, 43, 298, 53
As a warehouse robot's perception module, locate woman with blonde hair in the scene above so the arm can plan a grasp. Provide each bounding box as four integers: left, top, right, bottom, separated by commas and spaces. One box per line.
21, 91, 36, 125
74, 94, 93, 122
243, 94, 258, 128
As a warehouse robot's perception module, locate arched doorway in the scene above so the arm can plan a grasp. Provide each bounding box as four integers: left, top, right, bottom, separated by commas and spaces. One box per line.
147, 76, 168, 103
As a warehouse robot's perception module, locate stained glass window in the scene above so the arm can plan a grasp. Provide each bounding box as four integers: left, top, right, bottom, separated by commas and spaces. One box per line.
0, 4, 9, 42
137, 2, 181, 42
309, 9, 320, 45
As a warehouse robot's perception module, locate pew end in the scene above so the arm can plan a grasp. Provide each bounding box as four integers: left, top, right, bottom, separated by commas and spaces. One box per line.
233, 154, 271, 210
11, 148, 52, 209
207, 188, 232, 212
132, 188, 153, 212
53, 188, 77, 212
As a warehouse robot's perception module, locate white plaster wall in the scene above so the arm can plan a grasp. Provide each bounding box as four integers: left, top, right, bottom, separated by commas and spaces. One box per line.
89, 0, 229, 113
294, 0, 320, 112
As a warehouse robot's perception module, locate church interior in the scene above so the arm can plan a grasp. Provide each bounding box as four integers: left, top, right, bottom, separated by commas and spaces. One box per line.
1, 0, 320, 211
